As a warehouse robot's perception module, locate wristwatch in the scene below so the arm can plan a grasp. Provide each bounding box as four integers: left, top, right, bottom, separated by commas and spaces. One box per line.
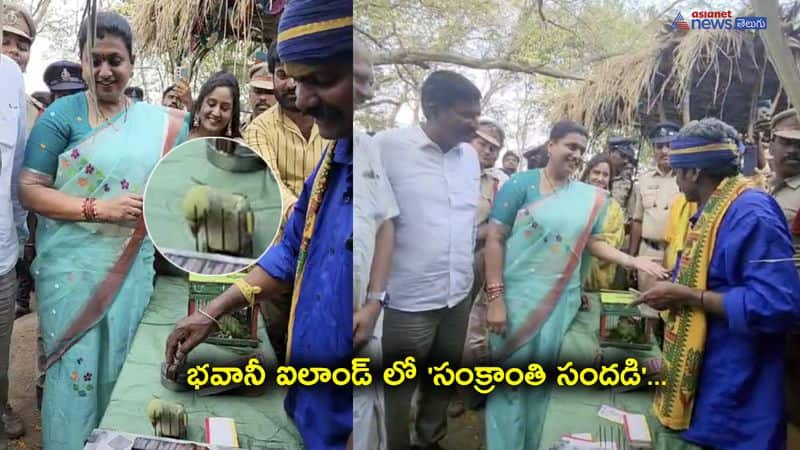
365, 291, 388, 308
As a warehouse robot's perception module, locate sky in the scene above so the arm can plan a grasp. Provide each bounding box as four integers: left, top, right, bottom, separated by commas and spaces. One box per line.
23, 34, 56, 93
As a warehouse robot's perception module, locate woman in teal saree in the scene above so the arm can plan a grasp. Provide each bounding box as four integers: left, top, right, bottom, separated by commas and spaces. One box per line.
19, 12, 188, 449
483, 121, 668, 450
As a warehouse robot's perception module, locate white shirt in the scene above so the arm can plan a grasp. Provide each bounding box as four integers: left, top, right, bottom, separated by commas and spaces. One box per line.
353, 131, 399, 340
0, 55, 28, 276
375, 124, 480, 312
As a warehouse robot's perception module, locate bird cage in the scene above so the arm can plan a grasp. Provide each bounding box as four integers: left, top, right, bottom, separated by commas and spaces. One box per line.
188, 272, 259, 347
598, 291, 656, 350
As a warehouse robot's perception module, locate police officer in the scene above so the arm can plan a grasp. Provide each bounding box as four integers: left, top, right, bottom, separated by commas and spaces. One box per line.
1, 4, 42, 135
242, 61, 276, 131
607, 136, 638, 209
1, 6, 35, 437
628, 122, 681, 291
43, 60, 87, 101
767, 108, 800, 439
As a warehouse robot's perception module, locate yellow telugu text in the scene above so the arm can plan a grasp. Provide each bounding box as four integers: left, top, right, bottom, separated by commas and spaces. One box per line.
184, 357, 653, 390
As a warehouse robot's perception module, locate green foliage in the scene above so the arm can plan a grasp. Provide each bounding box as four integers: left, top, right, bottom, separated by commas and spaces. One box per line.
356, 0, 663, 152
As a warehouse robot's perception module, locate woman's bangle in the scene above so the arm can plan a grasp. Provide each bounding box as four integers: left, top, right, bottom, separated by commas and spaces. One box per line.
81, 197, 97, 221
486, 292, 504, 303
485, 282, 504, 292
699, 290, 705, 309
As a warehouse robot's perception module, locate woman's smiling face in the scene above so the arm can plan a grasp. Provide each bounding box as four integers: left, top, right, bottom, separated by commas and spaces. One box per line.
198, 87, 234, 135
82, 35, 134, 104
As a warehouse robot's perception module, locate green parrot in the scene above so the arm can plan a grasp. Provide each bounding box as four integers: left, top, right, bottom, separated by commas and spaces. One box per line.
182, 185, 255, 256
146, 398, 188, 439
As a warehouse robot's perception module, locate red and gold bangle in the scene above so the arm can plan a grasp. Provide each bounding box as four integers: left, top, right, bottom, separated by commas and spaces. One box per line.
486, 291, 504, 303
82, 197, 97, 221
485, 283, 504, 291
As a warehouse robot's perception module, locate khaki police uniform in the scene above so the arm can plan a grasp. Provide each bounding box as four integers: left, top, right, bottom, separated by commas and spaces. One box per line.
769, 109, 800, 429
631, 168, 679, 290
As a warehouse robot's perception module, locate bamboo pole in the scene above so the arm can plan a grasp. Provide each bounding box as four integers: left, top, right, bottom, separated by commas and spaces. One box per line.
753, 0, 800, 109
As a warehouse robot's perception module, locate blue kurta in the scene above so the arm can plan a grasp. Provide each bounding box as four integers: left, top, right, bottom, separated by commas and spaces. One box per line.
680, 190, 800, 450
257, 139, 353, 450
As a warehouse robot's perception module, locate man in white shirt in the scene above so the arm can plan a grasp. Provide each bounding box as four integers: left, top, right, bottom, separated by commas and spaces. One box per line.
352, 37, 398, 450
375, 70, 481, 450
0, 53, 29, 447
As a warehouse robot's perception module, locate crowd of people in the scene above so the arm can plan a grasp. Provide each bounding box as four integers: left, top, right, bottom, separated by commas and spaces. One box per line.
2, 1, 800, 450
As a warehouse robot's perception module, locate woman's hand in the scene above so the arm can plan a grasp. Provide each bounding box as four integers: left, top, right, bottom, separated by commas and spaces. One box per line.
95, 193, 143, 222
630, 255, 670, 279
487, 298, 507, 336
173, 80, 193, 111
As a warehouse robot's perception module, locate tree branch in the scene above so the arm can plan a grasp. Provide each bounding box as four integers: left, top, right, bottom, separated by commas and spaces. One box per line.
355, 25, 386, 49
31, 0, 53, 27
537, 0, 574, 35
361, 98, 401, 109
372, 50, 584, 80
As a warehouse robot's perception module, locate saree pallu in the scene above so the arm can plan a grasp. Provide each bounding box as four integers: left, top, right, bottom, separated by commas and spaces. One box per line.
486, 174, 605, 450
31, 103, 174, 449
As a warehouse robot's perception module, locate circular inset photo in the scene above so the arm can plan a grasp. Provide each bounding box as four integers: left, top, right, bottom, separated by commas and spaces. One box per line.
144, 137, 283, 275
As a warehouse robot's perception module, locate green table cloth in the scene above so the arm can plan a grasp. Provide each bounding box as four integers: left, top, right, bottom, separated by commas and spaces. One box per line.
143, 139, 282, 259
538, 293, 701, 450
99, 276, 302, 449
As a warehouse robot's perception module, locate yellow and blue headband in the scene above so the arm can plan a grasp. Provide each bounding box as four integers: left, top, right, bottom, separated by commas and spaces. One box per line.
669, 136, 741, 169
277, 0, 353, 69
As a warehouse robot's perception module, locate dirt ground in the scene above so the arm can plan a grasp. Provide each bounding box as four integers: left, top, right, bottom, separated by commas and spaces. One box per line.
7, 299, 42, 450
441, 410, 484, 450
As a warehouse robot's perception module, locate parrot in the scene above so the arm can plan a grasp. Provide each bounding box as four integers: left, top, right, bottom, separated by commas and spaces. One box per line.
146, 398, 188, 439
182, 185, 255, 256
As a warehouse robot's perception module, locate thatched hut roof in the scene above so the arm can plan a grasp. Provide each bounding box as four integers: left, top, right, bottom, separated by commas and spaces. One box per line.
132, 0, 283, 59
555, 5, 800, 135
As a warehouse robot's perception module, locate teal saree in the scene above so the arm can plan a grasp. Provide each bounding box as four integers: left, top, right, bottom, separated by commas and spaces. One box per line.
485, 169, 607, 450
26, 100, 185, 449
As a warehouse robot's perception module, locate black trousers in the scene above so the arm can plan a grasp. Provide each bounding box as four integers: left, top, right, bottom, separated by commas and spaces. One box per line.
14, 258, 33, 307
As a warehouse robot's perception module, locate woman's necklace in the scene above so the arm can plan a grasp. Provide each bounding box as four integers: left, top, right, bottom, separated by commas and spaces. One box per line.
543, 167, 568, 195
89, 92, 129, 130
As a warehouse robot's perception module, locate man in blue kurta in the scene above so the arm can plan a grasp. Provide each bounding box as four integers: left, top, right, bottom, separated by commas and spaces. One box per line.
165, 2, 353, 449
634, 118, 800, 450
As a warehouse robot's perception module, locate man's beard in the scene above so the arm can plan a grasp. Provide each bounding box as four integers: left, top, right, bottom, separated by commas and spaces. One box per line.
307, 102, 343, 127
277, 91, 299, 111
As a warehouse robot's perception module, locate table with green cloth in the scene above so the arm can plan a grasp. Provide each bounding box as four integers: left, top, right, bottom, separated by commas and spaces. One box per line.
99, 276, 303, 450
538, 293, 702, 450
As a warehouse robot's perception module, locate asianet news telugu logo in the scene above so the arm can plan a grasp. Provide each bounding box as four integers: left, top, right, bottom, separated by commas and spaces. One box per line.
671, 11, 767, 30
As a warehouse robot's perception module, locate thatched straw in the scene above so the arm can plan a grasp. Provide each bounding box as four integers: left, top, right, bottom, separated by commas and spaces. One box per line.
668, 29, 747, 114
132, 0, 256, 59
556, 41, 665, 131
552, 4, 800, 134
